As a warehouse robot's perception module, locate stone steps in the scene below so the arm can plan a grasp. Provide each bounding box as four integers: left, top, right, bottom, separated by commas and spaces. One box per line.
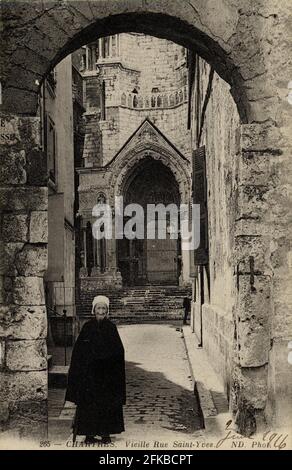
77, 285, 191, 321
48, 365, 69, 388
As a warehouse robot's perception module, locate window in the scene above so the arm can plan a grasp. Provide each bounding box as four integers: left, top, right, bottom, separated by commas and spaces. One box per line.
45, 115, 56, 183
47, 68, 57, 94
192, 146, 209, 266
133, 94, 138, 108
80, 53, 86, 72
101, 37, 110, 58
111, 35, 117, 56
101, 81, 106, 120
169, 94, 175, 107
121, 93, 126, 106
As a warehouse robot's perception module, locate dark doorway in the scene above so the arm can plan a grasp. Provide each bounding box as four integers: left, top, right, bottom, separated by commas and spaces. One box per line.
117, 158, 180, 286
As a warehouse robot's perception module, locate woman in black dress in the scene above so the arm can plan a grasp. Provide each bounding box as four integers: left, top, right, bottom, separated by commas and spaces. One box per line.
65, 295, 126, 444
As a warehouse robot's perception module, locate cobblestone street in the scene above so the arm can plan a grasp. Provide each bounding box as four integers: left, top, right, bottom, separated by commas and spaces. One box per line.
49, 324, 204, 448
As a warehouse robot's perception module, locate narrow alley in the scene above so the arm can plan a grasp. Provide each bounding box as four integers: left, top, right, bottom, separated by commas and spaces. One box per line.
49, 323, 204, 448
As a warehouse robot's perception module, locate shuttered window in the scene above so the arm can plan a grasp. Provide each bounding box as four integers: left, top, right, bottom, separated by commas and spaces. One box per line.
192, 146, 209, 265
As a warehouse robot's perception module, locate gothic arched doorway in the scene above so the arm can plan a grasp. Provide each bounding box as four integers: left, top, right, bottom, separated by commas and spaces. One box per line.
117, 158, 181, 286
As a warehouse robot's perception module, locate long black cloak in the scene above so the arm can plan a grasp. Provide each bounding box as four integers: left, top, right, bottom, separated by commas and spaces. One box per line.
65, 318, 126, 436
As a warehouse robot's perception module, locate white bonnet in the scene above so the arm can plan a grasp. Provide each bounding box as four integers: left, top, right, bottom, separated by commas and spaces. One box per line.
92, 295, 109, 313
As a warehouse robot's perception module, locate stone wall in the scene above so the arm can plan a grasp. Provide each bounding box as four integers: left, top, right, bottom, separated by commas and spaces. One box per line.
82, 33, 190, 165
101, 104, 191, 165
191, 57, 240, 403
0, 115, 48, 439
118, 33, 187, 93
191, 41, 292, 431
44, 56, 76, 319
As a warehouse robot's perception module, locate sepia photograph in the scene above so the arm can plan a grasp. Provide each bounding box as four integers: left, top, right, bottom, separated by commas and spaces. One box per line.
0, 0, 292, 457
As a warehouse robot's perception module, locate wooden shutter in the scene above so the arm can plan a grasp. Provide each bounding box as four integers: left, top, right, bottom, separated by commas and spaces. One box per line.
192, 146, 209, 265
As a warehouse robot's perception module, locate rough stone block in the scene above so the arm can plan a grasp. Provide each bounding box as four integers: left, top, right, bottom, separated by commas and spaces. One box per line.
6, 339, 47, 371
49, 3, 93, 33
0, 243, 24, 276
273, 293, 292, 338
8, 400, 47, 439
18, 116, 41, 148
68, 1, 96, 21
237, 184, 269, 220
0, 149, 26, 185
237, 275, 271, 321
237, 323, 270, 368
2, 214, 29, 242
0, 276, 13, 305
239, 152, 272, 186
1, 371, 47, 402
236, 275, 271, 367
2, 88, 39, 118
13, 277, 45, 306
1, 2, 45, 27
29, 211, 48, 243
234, 235, 268, 274
234, 218, 263, 237
0, 305, 47, 340
10, 46, 49, 78
8, 65, 40, 94
25, 148, 47, 186
13, 21, 60, 62
234, 364, 268, 410
15, 245, 47, 276
241, 123, 283, 153
0, 187, 48, 211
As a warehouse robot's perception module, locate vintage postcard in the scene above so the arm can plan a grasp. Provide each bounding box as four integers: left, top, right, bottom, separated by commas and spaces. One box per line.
0, 0, 291, 457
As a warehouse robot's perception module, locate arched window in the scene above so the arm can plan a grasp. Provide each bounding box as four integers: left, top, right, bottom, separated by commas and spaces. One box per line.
169, 94, 175, 107
179, 90, 183, 103
133, 94, 138, 108
128, 94, 132, 108
157, 95, 162, 107
175, 91, 179, 105
121, 93, 126, 106
94, 42, 99, 64
111, 35, 117, 56
80, 53, 86, 72
151, 95, 156, 108
97, 193, 106, 204
101, 37, 110, 58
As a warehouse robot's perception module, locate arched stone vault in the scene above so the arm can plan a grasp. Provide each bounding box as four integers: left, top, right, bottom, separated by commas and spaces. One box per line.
1, 0, 273, 123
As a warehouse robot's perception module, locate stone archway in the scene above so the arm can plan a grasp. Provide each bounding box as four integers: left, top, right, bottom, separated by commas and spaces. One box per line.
2, 0, 253, 120
111, 147, 191, 206
0, 0, 291, 438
